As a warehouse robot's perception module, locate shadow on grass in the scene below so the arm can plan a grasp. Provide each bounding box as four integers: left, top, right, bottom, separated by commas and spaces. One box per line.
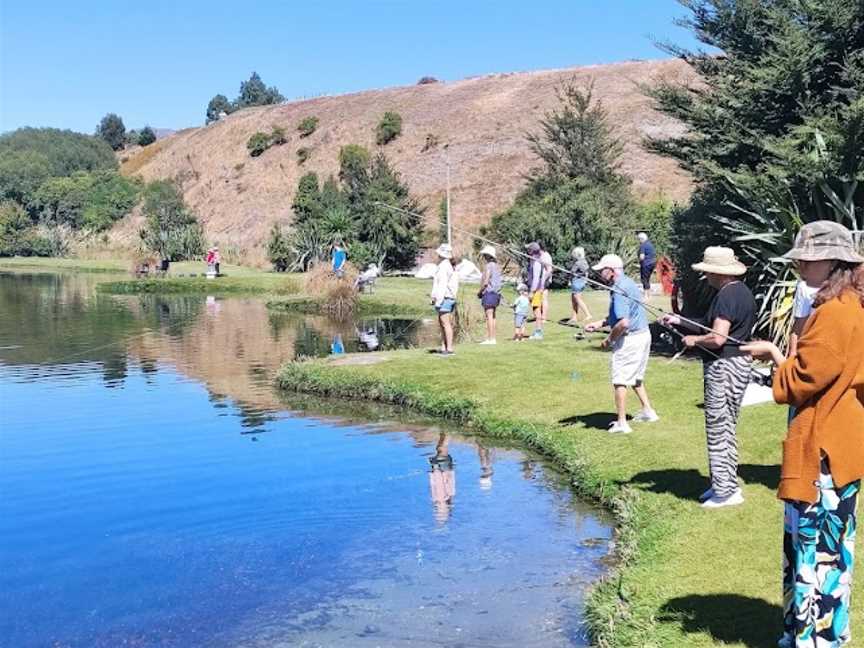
627, 464, 780, 500
626, 467, 706, 500
659, 594, 781, 648
558, 412, 622, 430
738, 464, 780, 490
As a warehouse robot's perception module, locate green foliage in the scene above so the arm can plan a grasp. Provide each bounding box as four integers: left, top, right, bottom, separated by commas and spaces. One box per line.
0, 200, 52, 257
288, 149, 423, 271
338, 144, 370, 194
528, 80, 624, 186
247, 132, 271, 157
634, 195, 676, 258
270, 126, 287, 145
138, 180, 205, 260
0, 128, 116, 206
297, 116, 319, 137
236, 72, 284, 109
96, 113, 126, 151
296, 147, 311, 164
31, 171, 140, 231
437, 196, 449, 244
484, 79, 637, 283
246, 126, 288, 157
375, 111, 403, 145
266, 222, 292, 271
206, 94, 233, 123
649, 1, 864, 324
137, 126, 156, 146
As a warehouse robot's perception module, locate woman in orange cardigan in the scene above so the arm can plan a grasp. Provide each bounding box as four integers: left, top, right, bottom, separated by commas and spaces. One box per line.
743, 221, 864, 647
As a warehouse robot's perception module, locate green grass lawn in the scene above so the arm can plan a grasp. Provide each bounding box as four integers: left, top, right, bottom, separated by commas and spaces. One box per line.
276, 284, 838, 648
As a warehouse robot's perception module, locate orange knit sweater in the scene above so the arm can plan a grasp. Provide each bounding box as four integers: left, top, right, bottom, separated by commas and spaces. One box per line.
772, 291, 864, 504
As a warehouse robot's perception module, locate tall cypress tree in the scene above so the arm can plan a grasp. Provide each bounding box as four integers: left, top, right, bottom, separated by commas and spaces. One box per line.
648, 0, 864, 324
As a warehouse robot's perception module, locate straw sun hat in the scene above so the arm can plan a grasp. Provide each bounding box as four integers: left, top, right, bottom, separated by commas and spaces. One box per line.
691, 247, 747, 276
783, 220, 864, 264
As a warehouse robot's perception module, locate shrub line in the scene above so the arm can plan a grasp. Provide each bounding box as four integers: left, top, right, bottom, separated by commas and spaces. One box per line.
275, 360, 653, 646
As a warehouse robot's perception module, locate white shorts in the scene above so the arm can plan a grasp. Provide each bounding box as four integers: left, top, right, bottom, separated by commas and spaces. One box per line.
610, 329, 651, 386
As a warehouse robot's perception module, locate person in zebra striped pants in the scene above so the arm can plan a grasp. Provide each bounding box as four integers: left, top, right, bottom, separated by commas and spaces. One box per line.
662, 247, 756, 509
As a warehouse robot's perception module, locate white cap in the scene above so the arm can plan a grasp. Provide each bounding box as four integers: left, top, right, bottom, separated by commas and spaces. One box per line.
592, 254, 624, 271
479, 244, 496, 259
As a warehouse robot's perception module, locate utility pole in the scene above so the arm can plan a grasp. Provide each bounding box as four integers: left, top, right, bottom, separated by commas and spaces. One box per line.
444, 144, 451, 246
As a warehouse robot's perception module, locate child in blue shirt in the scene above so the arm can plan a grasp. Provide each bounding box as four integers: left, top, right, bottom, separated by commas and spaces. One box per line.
512, 284, 531, 341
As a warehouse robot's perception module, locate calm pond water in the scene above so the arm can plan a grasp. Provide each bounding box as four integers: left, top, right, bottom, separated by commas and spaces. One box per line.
0, 271, 611, 648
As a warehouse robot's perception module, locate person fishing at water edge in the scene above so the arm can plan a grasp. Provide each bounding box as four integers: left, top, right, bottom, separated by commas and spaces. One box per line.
660, 246, 755, 509
525, 242, 545, 340
477, 244, 502, 345
585, 254, 659, 434
740, 221, 864, 647
430, 243, 459, 356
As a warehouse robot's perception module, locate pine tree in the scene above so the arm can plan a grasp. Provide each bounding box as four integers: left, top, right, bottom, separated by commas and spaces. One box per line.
648, 0, 864, 323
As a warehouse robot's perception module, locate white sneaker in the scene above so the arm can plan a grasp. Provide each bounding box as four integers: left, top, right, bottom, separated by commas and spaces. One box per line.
608, 421, 633, 435
699, 486, 740, 503
632, 409, 660, 423
701, 490, 744, 509
479, 339, 497, 345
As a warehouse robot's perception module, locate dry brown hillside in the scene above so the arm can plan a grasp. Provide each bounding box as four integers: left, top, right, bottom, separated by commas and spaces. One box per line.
113, 58, 694, 266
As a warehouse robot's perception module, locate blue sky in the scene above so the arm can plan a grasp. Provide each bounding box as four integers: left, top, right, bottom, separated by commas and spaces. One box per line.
0, 1, 704, 134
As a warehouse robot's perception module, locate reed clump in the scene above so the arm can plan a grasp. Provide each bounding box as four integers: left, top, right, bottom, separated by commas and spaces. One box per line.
303, 262, 359, 317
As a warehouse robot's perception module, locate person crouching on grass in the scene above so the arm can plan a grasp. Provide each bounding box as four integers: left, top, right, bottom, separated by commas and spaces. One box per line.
585, 254, 659, 434
741, 221, 864, 648
430, 243, 459, 356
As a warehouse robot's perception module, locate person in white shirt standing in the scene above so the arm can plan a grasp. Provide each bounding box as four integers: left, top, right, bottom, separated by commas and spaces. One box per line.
539, 243, 554, 327
430, 244, 459, 356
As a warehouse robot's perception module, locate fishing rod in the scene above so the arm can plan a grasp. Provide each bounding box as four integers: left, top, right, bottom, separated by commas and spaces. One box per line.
372, 202, 749, 357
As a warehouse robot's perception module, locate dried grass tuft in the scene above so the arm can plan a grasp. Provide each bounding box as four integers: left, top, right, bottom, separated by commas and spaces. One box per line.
304, 262, 359, 317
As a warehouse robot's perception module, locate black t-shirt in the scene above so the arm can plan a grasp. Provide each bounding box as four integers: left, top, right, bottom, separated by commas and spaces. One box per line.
701, 281, 756, 359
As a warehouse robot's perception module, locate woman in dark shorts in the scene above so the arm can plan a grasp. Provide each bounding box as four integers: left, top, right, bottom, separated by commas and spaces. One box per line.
478, 244, 502, 345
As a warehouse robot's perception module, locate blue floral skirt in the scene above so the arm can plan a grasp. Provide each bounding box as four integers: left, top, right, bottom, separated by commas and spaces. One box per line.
781, 456, 858, 647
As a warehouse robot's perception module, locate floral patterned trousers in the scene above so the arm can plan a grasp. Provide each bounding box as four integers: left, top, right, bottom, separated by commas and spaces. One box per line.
781, 457, 858, 647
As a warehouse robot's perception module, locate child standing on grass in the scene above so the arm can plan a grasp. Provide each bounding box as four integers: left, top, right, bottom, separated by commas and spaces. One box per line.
512, 284, 530, 341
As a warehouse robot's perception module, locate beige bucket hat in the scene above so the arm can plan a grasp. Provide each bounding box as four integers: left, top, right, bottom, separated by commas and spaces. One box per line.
692, 247, 747, 275
479, 244, 497, 259
783, 220, 864, 264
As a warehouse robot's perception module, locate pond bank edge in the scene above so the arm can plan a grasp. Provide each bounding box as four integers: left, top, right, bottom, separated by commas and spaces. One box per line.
266, 296, 427, 316
97, 278, 300, 295
276, 360, 648, 647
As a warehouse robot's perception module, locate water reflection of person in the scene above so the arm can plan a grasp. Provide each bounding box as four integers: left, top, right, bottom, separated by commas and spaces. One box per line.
428, 432, 455, 523
477, 443, 494, 491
